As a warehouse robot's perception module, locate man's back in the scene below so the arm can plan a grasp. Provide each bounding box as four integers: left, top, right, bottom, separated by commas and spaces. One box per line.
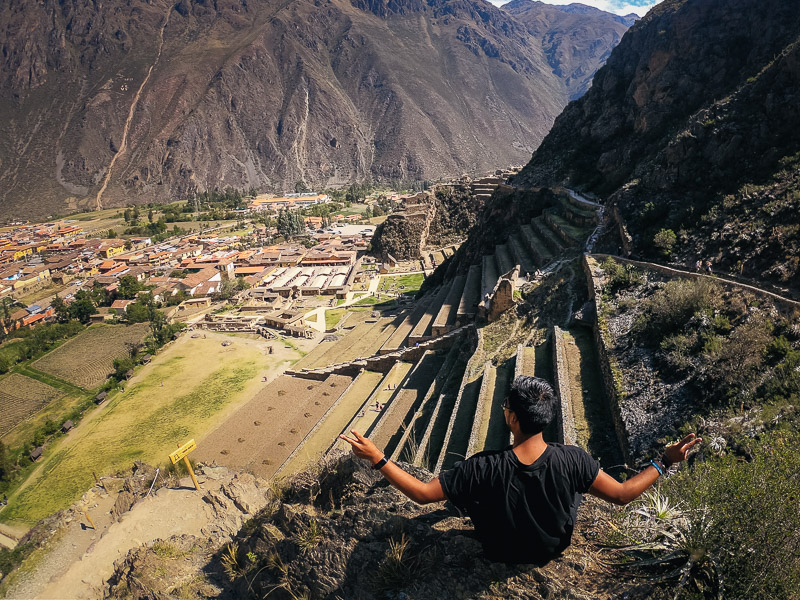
439, 443, 599, 564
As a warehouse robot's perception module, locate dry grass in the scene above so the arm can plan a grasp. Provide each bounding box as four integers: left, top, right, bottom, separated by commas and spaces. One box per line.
1, 334, 269, 525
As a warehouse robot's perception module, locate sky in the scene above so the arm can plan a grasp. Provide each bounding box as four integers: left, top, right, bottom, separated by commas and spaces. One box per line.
487, 0, 662, 17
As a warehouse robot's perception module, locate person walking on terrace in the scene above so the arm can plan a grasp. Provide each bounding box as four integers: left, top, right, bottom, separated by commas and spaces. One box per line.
340, 376, 701, 565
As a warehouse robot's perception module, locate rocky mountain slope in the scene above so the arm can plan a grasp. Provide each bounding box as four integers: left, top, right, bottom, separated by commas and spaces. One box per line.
0, 0, 631, 220
502, 0, 636, 100
103, 455, 653, 600
513, 0, 800, 293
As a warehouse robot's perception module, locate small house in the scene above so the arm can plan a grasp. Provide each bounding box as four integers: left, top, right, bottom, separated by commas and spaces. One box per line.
95, 391, 107, 404
141, 354, 152, 364
125, 369, 134, 380
30, 446, 43, 462
61, 420, 74, 433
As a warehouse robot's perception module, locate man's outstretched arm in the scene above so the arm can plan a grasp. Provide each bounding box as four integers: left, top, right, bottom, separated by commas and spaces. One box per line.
339, 430, 446, 504
588, 433, 702, 505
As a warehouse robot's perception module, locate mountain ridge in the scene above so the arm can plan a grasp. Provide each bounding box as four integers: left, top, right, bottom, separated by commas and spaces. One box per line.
0, 0, 630, 220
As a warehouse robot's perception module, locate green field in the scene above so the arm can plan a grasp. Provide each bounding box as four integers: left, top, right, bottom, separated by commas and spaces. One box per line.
325, 308, 347, 330
379, 273, 425, 296
0, 336, 266, 525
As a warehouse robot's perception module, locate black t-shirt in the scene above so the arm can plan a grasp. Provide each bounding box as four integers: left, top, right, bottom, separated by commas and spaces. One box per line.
439, 443, 600, 564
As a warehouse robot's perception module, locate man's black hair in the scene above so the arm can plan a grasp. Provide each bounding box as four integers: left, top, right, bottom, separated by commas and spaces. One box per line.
506, 376, 557, 435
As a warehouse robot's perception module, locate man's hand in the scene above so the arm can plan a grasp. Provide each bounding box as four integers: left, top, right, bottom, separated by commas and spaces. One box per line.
340, 430, 383, 465
590, 432, 703, 505
664, 432, 702, 466
339, 429, 446, 504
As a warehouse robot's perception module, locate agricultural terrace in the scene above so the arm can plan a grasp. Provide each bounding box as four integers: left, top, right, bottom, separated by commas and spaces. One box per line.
195, 374, 354, 479
0, 374, 64, 438
294, 311, 402, 369
32, 323, 151, 389
0, 332, 303, 525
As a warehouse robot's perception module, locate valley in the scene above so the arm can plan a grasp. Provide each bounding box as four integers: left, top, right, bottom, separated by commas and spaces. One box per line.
1, 0, 799, 598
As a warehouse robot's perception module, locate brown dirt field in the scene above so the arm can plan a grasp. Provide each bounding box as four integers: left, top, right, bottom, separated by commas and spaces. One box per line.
195, 374, 353, 479
278, 370, 385, 477
370, 353, 443, 451
32, 324, 151, 389
300, 313, 395, 368
0, 374, 64, 438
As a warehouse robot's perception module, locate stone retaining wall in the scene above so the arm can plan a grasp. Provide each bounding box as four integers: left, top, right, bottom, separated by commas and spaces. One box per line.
590, 253, 800, 312
582, 254, 631, 462
466, 360, 495, 457
551, 326, 577, 446
543, 212, 578, 247
287, 326, 471, 380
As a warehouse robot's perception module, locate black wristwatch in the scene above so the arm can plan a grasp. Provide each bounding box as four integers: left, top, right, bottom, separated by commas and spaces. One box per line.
372, 456, 389, 470
661, 454, 673, 469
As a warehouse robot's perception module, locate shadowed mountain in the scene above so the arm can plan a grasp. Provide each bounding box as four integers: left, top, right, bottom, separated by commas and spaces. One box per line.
510, 0, 800, 292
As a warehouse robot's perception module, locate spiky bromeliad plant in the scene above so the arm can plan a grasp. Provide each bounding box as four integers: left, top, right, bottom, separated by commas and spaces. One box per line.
602, 489, 724, 599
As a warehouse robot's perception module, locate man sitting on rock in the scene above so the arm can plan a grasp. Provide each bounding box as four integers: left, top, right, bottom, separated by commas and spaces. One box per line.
340, 375, 701, 565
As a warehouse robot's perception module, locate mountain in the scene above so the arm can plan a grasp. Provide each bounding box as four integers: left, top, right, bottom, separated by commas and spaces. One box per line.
512, 0, 800, 293
501, 1, 635, 100
0, 0, 630, 220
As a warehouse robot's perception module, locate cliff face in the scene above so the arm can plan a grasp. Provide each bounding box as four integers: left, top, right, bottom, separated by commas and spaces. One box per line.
512, 0, 800, 292
0, 0, 629, 220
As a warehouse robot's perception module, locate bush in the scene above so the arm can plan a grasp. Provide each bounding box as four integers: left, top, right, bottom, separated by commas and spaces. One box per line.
664, 428, 800, 598
635, 278, 721, 341
653, 228, 677, 258
601, 258, 642, 295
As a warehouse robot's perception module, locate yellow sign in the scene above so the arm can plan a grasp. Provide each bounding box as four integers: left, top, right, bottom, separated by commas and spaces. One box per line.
169, 439, 197, 464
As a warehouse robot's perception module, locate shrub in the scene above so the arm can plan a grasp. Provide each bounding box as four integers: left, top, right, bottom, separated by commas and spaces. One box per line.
653, 228, 677, 258
636, 278, 721, 342
601, 258, 642, 295
664, 428, 800, 598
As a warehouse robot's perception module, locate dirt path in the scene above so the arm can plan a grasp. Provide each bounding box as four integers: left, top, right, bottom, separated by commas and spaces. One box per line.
6, 466, 270, 600
94, 5, 172, 210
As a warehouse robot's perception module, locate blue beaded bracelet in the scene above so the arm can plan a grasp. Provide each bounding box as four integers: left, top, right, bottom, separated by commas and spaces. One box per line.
649, 460, 664, 476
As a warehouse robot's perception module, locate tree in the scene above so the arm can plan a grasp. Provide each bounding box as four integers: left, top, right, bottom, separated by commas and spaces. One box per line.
117, 275, 143, 299
107, 229, 117, 238
51, 296, 71, 323
0, 440, 13, 482
69, 293, 96, 324
148, 209, 154, 223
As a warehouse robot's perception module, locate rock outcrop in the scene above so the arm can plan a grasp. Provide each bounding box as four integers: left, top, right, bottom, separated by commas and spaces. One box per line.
104, 455, 654, 600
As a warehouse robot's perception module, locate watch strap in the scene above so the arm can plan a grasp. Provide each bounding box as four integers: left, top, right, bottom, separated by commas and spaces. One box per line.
372, 456, 389, 470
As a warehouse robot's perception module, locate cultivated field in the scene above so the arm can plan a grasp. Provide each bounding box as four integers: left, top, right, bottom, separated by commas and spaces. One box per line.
32, 323, 151, 389
195, 374, 353, 479
1, 332, 291, 525
0, 374, 64, 438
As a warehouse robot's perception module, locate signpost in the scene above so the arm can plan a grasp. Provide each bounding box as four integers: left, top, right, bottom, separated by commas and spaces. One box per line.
169, 439, 200, 491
